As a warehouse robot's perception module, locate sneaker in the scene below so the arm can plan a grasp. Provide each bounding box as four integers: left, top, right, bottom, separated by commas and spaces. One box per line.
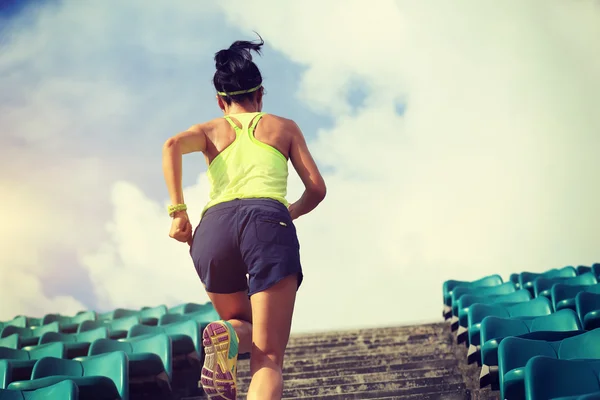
200, 320, 239, 399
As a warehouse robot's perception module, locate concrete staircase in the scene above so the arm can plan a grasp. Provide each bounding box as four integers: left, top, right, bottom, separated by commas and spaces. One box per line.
192, 323, 480, 399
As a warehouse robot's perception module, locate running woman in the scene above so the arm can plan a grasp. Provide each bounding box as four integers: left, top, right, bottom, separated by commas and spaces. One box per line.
162, 35, 327, 400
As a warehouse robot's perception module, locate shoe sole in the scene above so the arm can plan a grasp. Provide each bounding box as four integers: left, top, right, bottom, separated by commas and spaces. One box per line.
200, 321, 237, 400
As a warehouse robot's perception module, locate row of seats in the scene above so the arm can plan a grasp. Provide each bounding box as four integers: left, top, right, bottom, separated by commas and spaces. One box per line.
443, 263, 600, 400
0, 302, 222, 399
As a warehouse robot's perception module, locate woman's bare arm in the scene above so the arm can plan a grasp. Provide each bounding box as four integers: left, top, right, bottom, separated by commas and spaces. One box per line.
288, 121, 327, 220
162, 124, 207, 207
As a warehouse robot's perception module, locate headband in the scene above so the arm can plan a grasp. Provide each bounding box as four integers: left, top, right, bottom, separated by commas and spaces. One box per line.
217, 84, 262, 97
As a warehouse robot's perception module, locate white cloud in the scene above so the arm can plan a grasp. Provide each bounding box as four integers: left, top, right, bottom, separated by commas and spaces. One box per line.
1, 0, 600, 332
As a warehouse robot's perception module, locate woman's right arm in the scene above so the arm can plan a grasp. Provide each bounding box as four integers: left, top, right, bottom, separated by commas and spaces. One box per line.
288, 121, 327, 220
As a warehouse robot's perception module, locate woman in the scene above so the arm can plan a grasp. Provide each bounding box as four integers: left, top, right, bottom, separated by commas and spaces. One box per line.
162, 35, 326, 400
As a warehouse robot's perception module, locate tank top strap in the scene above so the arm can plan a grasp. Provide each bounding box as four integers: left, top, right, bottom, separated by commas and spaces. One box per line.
223, 115, 241, 132
248, 112, 266, 134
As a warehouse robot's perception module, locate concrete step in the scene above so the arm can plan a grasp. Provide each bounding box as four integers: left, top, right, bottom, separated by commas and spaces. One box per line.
283, 388, 469, 400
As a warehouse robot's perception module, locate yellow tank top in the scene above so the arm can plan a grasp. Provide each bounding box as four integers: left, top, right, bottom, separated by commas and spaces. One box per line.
202, 112, 289, 216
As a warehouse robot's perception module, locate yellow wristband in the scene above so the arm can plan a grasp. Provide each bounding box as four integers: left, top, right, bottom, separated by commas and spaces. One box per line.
167, 204, 187, 217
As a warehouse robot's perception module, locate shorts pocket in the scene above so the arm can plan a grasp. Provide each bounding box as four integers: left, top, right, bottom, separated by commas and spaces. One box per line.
255, 215, 299, 248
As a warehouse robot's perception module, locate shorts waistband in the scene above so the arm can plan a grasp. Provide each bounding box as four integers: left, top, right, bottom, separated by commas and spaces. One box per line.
203, 198, 288, 216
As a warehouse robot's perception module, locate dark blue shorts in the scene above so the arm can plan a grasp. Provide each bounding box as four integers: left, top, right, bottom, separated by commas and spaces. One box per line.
190, 198, 303, 296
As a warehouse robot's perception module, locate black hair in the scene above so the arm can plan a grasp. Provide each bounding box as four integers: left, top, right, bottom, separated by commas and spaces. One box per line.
213, 33, 264, 105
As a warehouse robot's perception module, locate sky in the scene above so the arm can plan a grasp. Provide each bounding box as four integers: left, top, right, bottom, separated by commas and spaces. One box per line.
1, 0, 599, 333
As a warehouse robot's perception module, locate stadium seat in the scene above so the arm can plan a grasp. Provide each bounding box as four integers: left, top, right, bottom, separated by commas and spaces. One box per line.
450, 282, 516, 324
461, 297, 552, 346
454, 289, 531, 331
578, 265, 593, 275
0, 335, 19, 350
41, 312, 96, 334
108, 306, 166, 326
167, 302, 214, 316
593, 263, 600, 279
0, 379, 79, 399
552, 283, 600, 312
0, 342, 66, 389
524, 357, 600, 400
519, 266, 577, 295
533, 273, 597, 299
0, 318, 26, 331
89, 333, 172, 396
576, 292, 600, 331
128, 319, 201, 360
38, 327, 108, 359
78, 316, 140, 340
510, 273, 521, 289
498, 328, 600, 399
158, 310, 217, 327
0, 323, 60, 348
442, 274, 503, 319
8, 351, 128, 400
477, 309, 582, 385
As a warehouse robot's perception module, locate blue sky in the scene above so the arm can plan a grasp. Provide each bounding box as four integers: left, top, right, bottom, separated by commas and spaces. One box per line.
1, 0, 600, 332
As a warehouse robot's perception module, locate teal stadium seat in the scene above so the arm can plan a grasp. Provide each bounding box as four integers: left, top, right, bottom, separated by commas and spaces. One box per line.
450, 282, 517, 328
477, 309, 583, 386
0, 342, 66, 389
524, 357, 600, 400
8, 351, 128, 400
38, 327, 108, 358
510, 273, 521, 289
89, 333, 172, 397
552, 283, 600, 312
463, 297, 552, 347
78, 316, 140, 340
519, 266, 577, 295
41, 312, 96, 334
167, 302, 215, 316
576, 292, 600, 330
0, 379, 78, 400
578, 265, 593, 275
533, 273, 597, 299
454, 289, 531, 331
498, 328, 600, 400
0, 335, 19, 350
442, 274, 503, 319
105, 306, 167, 326
0, 323, 60, 348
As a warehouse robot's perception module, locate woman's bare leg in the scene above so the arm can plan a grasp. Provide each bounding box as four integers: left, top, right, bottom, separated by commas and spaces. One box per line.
206, 290, 253, 354
246, 275, 297, 400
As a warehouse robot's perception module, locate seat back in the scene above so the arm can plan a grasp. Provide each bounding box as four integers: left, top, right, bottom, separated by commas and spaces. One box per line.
32, 322, 60, 338
168, 302, 212, 315
534, 277, 569, 297
88, 338, 132, 356
524, 357, 600, 400
81, 351, 129, 400
71, 311, 96, 325
77, 320, 105, 333
128, 324, 162, 338
0, 326, 33, 339
530, 309, 582, 332
76, 327, 108, 344
110, 316, 140, 332
546, 266, 578, 279
453, 283, 516, 316
0, 347, 29, 361
139, 305, 168, 320
27, 342, 67, 360
32, 357, 83, 378
443, 274, 503, 306
507, 297, 552, 318
558, 328, 600, 360
129, 333, 173, 379
163, 320, 202, 356
112, 308, 139, 320
498, 337, 558, 399
552, 284, 592, 310
578, 265, 593, 275
480, 316, 530, 345
566, 272, 599, 286
40, 314, 69, 326
0, 317, 26, 330
468, 303, 510, 328
592, 263, 600, 279
22, 379, 79, 400
0, 335, 19, 350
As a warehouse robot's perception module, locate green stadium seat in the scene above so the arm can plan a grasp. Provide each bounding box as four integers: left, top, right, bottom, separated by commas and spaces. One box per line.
78, 316, 140, 340
0, 342, 66, 389
454, 289, 531, 331
442, 274, 503, 319
524, 357, 600, 400
0, 323, 60, 348
108, 306, 166, 326
519, 266, 577, 295
552, 283, 600, 312
593, 263, 600, 279
510, 273, 521, 289
8, 351, 128, 400
477, 309, 582, 385
499, 328, 600, 399
533, 273, 597, 299
0, 335, 19, 350
450, 282, 516, 325
0, 379, 79, 399
41, 312, 96, 334
576, 292, 600, 330
158, 310, 217, 327
0, 318, 26, 331
128, 319, 201, 360
462, 297, 552, 347
38, 328, 108, 359
167, 302, 214, 316
89, 333, 171, 396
